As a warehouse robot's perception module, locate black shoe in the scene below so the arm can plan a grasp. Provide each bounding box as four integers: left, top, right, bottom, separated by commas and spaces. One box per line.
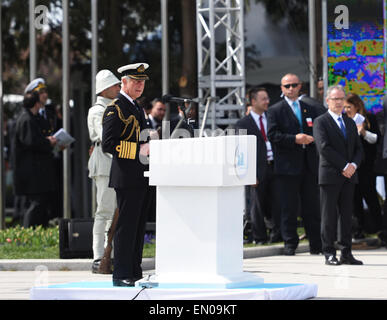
378, 230, 387, 246
353, 231, 366, 240
283, 247, 296, 256
113, 278, 136, 287
253, 239, 267, 245
310, 248, 322, 255
340, 254, 363, 265
269, 233, 282, 244
325, 255, 340, 265
91, 259, 101, 274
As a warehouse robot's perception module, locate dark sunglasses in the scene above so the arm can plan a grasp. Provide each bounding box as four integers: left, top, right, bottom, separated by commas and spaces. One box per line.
282, 83, 300, 89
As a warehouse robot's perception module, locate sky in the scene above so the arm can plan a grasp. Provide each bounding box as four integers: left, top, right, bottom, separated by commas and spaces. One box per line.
244, 2, 308, 58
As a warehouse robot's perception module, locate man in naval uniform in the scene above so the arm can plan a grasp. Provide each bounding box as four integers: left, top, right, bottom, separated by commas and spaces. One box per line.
102, 62, 151, 287
87, 70, 121, 273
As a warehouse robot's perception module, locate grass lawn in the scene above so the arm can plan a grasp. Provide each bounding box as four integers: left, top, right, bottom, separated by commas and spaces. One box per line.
0, 225, 306, 259
0, 244, 59, 259
0, 242, 156, 259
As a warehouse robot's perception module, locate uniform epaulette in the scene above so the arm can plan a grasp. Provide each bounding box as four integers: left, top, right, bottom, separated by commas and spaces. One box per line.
103, 99, 120, 119
108, 98, 119, 108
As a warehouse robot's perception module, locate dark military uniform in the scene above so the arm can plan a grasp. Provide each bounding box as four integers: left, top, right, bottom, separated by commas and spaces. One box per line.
36, 106, 61, 219
102, 92, 150, 281
12, 108, 55, 227
36, 106, 57, 137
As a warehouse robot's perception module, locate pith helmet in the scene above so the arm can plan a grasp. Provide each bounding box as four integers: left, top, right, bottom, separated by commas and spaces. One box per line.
95, 70, 121, 95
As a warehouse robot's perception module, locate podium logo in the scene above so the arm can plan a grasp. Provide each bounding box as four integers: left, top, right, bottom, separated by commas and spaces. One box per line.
234, 144, 248, 179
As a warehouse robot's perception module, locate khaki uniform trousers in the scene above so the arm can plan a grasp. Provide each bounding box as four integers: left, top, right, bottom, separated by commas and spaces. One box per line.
92, 175, 116, 260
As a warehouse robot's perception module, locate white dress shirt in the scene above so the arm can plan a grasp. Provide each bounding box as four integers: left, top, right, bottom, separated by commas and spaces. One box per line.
250, 110, 273, 161
148, 114, 159, 129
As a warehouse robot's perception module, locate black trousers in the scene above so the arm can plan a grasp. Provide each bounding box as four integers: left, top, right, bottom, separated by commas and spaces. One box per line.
353, 167, 383, 233
113, 185, 150, 280
23, 193, 50, 228
383, 176, 387, 229
249, 163, 280, 242
320, 181, 355, 256
277, 170, 321, 251
147, 186, 156, 223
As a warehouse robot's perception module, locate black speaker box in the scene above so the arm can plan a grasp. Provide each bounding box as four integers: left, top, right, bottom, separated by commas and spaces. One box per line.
59, 218, 94, 259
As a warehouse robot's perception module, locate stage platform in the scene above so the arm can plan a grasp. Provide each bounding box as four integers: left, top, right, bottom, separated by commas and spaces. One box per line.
30, 281, 318, 300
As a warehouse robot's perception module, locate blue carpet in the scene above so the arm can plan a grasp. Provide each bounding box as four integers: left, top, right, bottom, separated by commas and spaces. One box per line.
45, 281, 303, 290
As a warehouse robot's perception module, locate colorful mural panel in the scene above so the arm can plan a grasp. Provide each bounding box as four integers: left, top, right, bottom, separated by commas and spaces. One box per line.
327, 0, 385, 113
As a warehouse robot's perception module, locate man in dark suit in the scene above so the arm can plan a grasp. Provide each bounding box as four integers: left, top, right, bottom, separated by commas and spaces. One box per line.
314, 85, 363, 265
236, 87, 280, 244
267, 73, 323, 255
383, 95, 387, 160
102, 62, 151, 286
382, 95, 387, 242
149, 98, 166, 131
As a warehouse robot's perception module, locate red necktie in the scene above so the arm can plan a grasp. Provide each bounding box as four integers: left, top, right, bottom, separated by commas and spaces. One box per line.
259, 115, 267, 141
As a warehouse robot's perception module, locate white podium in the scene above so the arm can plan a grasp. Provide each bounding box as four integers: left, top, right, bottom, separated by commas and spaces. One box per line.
142, 135, 263, 288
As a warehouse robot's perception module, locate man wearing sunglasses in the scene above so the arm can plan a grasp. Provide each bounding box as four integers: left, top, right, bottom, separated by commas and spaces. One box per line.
267, 73, 323, 256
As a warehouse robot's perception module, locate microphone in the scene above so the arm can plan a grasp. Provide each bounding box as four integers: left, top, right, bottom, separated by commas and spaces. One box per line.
162, 94, 197, 104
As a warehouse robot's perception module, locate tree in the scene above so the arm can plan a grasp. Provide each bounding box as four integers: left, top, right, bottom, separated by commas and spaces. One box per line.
249, 0, 323, 80
2, 0, 198, 105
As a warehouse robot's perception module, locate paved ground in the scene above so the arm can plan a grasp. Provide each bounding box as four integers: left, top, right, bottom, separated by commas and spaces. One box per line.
1, 247, 387, 300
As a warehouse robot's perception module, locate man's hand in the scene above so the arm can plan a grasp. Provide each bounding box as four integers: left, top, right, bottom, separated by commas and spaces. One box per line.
251, 179, 259, 188
140, 143, 150, 157
149, 129, 159, 140
46, 136, 57, 147
295, 133, 314, 145
342, 163, 356, 178
88, 145, 94, 156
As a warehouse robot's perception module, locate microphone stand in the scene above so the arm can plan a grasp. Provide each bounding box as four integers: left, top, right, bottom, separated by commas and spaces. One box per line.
199, 96, 216, 137
170, 100, 193, 139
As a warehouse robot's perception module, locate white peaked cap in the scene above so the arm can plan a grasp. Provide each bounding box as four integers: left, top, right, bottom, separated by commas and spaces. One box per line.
117, 63, 149, 80
24, 78, 46, 93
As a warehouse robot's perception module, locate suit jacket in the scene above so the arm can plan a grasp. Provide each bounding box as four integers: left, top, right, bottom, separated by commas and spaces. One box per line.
383, 95, 387, 159
267, 99, 322, 176
374, 105, 387, 174
299, 95, 327, 115
313, 112, 363, 185
235, 113, 267, 182
12, 108, 55, 195
359, 112, 380, 169
102, 93, 148, 188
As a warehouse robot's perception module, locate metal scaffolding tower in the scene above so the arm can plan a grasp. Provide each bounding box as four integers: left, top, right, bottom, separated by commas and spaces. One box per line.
196, 0, 246, 130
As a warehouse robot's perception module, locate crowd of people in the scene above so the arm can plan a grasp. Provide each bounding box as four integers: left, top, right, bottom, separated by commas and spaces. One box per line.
239, 73, 387, 266
7, 66, 387, 284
